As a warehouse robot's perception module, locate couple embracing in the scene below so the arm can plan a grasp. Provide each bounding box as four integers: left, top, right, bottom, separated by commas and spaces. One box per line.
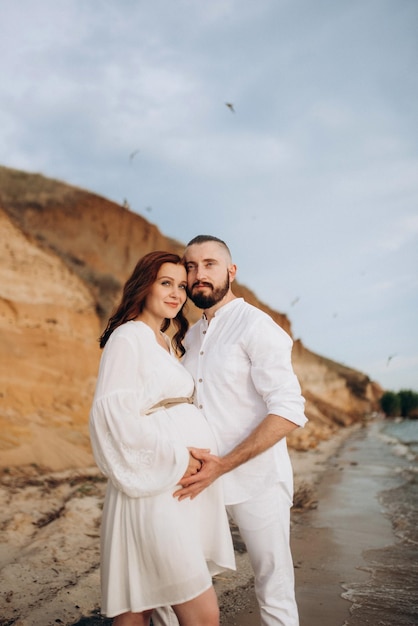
89, 235, 307, 626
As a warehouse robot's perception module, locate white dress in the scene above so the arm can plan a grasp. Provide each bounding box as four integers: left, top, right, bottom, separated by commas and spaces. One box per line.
89, 321, 235, 618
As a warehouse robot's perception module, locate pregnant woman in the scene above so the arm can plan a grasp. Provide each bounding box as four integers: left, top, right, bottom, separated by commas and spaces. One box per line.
89, 251, 235, 626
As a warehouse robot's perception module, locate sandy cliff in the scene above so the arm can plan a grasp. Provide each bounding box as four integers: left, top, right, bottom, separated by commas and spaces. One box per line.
0, 165, 382, 470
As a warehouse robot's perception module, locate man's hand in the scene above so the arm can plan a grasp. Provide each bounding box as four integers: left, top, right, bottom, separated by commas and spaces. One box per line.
174, 448, 225, 500
180, 447, 209, 480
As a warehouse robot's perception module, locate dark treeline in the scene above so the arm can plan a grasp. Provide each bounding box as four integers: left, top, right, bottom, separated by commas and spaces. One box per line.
380, 389, 418, 418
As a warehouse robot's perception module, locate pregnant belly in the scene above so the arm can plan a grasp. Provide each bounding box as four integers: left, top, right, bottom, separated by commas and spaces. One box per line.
151, 403, 218, 453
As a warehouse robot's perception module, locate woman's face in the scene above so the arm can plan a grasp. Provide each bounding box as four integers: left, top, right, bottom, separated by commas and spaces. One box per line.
144, 263, 187, 320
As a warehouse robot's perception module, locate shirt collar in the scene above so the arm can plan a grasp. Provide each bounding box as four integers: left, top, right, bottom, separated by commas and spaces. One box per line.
202, 297, 244, 322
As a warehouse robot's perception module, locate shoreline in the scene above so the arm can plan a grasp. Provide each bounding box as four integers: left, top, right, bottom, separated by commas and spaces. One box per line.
227, 417, 418, 626
0, 423, 371, 626
214, 424, 364, 626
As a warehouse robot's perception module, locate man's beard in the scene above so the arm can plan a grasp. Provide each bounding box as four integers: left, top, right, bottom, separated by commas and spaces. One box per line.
189, 273, 230, 309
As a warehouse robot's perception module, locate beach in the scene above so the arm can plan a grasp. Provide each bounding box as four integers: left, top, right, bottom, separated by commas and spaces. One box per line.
1, 418, 417, 625
221, 418, 418, 626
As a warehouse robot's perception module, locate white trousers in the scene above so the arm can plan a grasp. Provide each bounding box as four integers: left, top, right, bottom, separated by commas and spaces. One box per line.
152, 482, 298, 626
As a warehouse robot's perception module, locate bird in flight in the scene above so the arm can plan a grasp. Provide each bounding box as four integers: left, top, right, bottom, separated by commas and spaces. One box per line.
290, 297, 300, 307
129, 149, 139, 162
225, 102, 235, 113
386, 354, 397, 367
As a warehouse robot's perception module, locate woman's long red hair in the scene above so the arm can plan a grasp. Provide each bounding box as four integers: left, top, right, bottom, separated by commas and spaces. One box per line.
99, 251, 189, 356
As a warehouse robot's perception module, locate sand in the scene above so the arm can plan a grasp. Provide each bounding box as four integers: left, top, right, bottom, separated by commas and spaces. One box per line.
224, 418, 418, 626
1, 421, 401, 626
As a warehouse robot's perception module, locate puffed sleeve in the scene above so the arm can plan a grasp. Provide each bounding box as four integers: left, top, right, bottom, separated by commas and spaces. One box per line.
89, 333, 190, 497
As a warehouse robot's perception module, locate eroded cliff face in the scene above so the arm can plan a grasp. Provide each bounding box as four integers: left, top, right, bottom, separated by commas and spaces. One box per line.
0, 207, 99, 468
0, 166, 382, 469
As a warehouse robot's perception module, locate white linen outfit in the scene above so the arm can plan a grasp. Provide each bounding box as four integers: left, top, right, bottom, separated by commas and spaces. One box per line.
89, 321, 235, 618
183, 298, 308, 626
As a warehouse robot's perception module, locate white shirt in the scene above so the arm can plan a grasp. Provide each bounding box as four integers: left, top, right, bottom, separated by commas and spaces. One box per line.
183, 298, 307, 504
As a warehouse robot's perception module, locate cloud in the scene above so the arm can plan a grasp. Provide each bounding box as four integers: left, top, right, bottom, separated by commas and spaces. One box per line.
377, 213, 418, 252
0, 0, 417, 392
309, 100, 354, 130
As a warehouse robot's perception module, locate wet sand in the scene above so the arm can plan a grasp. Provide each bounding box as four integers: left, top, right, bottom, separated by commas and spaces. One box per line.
229, 419, 418, 626
293, 421, 398, 626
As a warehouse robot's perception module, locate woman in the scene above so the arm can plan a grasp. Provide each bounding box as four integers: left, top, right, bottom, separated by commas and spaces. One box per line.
89, 251, 235, 626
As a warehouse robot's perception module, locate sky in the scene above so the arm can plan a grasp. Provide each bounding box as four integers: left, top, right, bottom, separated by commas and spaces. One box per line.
1, 0, 417, 392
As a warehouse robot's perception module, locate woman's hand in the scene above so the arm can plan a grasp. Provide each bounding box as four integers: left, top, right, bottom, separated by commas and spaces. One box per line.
180, 447, 210, 479
174, 448, 225, 500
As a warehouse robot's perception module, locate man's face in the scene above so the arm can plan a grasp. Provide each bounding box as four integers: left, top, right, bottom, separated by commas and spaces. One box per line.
184, 241, 234, 309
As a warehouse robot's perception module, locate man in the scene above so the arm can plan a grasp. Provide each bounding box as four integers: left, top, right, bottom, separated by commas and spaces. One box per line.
154, 235, 307, 626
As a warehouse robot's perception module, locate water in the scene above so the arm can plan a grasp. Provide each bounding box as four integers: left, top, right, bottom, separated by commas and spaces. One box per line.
383, 418, 418, 458
291, 417, 418, 626
342, 418, 418, 625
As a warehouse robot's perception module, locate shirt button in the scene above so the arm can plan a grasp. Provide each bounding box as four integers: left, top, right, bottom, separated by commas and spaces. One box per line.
200, 351, 204, 355
198, 378, 203, 383
199, 404, 203, 409
203, 330, 206, 334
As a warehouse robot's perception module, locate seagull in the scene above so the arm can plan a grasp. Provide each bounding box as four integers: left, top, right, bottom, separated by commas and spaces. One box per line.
386, 354, 397, 367
225, 102, 235, 113
290, 297, 300, 307
129, 149, 139, 162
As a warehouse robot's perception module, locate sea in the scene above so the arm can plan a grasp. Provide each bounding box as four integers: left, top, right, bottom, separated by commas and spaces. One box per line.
342, 417, 418, 625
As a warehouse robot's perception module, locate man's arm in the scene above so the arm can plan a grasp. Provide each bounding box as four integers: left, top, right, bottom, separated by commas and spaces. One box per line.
173, 413, 298, 500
